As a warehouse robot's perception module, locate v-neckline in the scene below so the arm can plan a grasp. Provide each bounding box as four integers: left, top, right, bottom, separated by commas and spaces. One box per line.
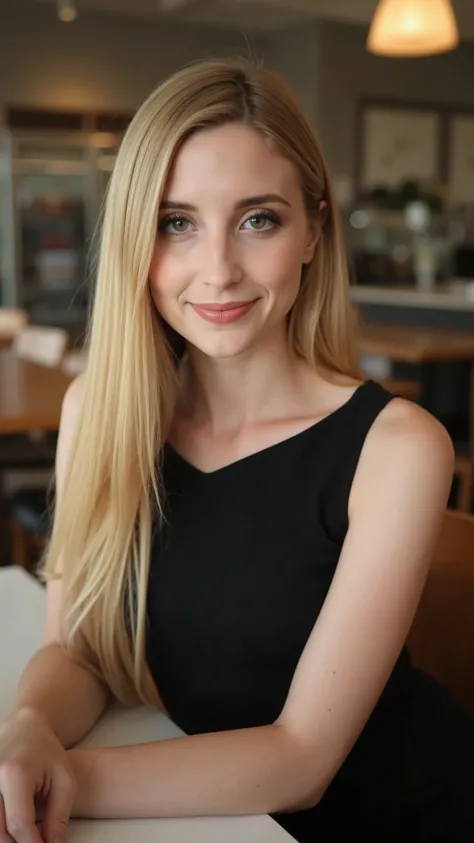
164, 380, 371, 477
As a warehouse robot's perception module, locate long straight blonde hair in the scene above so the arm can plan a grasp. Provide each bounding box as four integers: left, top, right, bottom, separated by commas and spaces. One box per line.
43, 57, 359, 705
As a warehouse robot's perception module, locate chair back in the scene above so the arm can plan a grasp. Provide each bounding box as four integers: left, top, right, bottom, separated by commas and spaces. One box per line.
14, 326, 68, 367
408, 510, 474, 712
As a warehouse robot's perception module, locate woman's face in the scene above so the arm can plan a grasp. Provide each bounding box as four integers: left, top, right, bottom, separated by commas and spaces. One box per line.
149, 123, 320, 360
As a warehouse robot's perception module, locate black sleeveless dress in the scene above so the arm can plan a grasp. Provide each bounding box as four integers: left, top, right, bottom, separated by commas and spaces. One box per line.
146, 380, 474, 841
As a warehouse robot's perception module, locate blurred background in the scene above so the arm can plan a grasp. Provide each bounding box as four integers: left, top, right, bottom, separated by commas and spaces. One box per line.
2, 0, 474, 569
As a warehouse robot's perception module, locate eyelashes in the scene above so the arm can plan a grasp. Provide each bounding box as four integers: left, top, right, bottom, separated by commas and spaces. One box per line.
157, 209, 282, 236
243, 210, 282, 232
158, 213, 193, 235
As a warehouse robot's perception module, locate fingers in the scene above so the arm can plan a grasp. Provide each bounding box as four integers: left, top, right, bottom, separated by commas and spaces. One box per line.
42, 771, 75, 843
0, 794, 14, 843
0, 768, 42, 843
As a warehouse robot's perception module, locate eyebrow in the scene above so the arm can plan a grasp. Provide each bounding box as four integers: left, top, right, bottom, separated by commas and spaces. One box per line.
159, 194, 292, 211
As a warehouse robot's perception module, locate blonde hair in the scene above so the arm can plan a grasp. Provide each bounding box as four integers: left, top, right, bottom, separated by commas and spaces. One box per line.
43, 57, 359, 705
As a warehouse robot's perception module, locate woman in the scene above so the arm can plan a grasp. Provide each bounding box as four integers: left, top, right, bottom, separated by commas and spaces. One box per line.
0, 58, 472, 843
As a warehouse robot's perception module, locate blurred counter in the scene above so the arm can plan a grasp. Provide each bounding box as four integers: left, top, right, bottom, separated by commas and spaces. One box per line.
351, 282, 474, 312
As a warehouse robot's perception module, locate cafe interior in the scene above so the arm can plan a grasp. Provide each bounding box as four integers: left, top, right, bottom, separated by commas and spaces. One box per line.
0, 0, 473, 711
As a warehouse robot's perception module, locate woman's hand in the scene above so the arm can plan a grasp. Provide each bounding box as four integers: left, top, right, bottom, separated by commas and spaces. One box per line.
0, 707, 76, 843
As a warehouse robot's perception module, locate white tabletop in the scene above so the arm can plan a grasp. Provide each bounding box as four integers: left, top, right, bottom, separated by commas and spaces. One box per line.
0, 567, 295, 843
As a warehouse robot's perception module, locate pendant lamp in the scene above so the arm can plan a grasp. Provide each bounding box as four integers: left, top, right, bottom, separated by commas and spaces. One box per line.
367, 0, 459, 57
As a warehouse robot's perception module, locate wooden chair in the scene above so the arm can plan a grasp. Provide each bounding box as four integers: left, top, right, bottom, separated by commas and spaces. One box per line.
408, 509, 474, 713
452, 455, 472, 513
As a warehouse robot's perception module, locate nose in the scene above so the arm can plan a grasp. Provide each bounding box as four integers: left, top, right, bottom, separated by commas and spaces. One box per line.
202, 231, 243, 289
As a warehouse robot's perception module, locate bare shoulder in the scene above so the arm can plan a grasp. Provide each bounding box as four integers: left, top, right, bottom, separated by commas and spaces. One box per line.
62, 372, 86, 419
350, 397, 454, 514
371, 397, 454, 463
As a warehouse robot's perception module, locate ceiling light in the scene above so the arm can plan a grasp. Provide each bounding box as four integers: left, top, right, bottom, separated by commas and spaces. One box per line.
57, 0, 78, 23
367, 0, 459, 57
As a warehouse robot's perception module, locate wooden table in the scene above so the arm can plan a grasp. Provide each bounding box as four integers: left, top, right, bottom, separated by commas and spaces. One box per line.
0, 567, 296, 843
358, 323, 474, 364
0, 348, 72, 434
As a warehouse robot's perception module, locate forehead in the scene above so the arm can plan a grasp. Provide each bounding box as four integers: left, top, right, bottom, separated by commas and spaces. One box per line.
163, 123, 301, 199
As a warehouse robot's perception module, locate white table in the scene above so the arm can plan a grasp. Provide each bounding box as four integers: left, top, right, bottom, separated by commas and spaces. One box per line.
0, 567, 295, 843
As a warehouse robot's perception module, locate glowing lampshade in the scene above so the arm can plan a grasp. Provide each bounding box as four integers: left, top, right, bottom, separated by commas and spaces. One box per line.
367, 0, 459, 57
57, 0, 78, 23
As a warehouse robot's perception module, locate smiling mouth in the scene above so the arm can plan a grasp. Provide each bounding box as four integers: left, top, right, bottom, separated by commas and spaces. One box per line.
190, 300, 257, 324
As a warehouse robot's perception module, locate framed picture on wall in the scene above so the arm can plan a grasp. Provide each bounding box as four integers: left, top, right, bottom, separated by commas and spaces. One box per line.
359, 104, 441, 192
448, 115, 474, 205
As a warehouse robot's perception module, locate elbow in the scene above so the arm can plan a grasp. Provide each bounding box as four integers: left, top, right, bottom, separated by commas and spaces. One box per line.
290, 784, 327, 812
268, 725, 328, 815
275, 780, 326, 815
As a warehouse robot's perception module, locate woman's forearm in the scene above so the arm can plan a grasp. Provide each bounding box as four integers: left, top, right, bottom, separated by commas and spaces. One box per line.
70, 724, 320, 819
12, 642, 109, 748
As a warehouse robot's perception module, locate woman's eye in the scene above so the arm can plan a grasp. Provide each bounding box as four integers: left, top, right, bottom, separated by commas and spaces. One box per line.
159, 216, 192, 235
242, 212, 279, 232
158, 211, 280, 235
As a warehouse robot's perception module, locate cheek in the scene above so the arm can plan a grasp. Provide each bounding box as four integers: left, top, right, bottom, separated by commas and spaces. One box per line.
148, 248, 184, 317
149, 248, 169, 295
148, 265, 174, 333
259, 240, 304, 297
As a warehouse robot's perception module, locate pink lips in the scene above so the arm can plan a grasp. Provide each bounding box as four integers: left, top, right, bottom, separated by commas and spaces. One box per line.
191, 300, 257, 324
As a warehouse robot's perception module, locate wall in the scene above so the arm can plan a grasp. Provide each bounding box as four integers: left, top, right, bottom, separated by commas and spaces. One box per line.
317, 20, 474, 186
4, 2, 474, 184
260, 23, 320, 129
0, 0, 320, 124
0, 0, 321, 310
0, 0, 258, 112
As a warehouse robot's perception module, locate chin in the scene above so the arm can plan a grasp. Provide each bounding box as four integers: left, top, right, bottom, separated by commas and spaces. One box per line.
188, 331, 257, 360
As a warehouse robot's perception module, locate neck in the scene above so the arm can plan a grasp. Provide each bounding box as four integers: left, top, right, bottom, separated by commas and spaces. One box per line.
180, 326, 315, 434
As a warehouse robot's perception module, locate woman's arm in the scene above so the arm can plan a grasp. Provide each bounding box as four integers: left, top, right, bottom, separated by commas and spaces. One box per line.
12, 644, 109, 750
11, 375, 109, 748
68, 398, 454, 819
